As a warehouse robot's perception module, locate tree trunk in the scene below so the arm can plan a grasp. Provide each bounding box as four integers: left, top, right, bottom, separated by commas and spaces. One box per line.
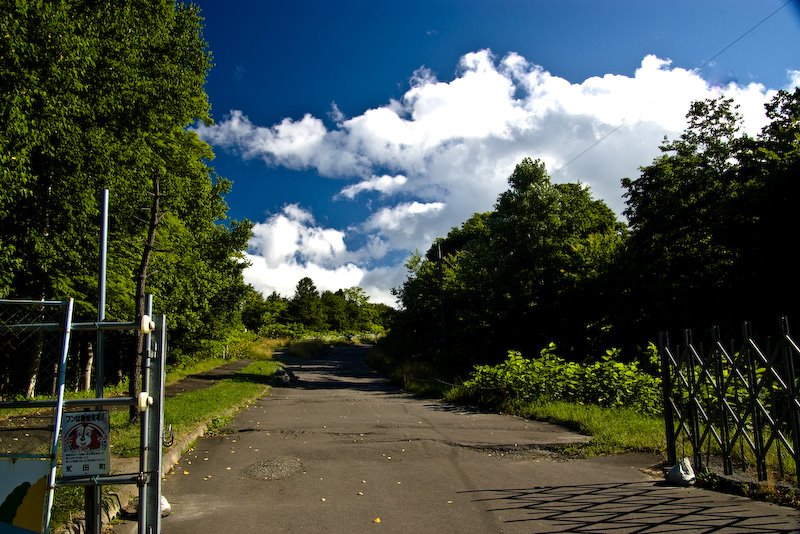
129, 170, 161, 421
81, 339, 94, 392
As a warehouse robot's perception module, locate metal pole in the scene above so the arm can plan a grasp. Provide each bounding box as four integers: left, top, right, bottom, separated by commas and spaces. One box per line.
712, 326, 733, 476
779, 317, 800, 488
685, 329, 703, 473
43, 298, 75, 533
659, 331, 677, 467
88, 189, 109, 534
97, 188, 109, 397
145, 312, 167, 534
139, 295, 153, 534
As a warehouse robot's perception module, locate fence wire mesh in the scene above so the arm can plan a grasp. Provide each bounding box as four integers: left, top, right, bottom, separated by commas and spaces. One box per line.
0, 300, 70, 456
0, 300, 70, 400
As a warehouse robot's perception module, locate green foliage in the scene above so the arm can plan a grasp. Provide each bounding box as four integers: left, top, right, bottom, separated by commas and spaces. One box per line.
242, 279, 395, 340
385, 90, 800, 381
456, 343, 662, 415
621, 91, 800, 336
389, 159, 625, 372
0, 1, 255, 390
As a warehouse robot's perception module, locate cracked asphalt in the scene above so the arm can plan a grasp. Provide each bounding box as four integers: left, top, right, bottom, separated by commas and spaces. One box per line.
122, 345, 800, 533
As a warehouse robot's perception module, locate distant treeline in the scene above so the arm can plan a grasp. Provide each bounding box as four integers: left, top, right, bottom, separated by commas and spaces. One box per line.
241, 278, 395, 339
382, 91, 800, 374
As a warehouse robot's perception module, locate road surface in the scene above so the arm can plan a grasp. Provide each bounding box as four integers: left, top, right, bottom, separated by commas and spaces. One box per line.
146, 345, 800, 533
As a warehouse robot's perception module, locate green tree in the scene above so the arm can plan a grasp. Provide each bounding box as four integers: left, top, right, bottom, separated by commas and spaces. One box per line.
390, 158, 624, 372
621, 92, 800, 337
0, 1, 252, 397
321, 290, 349, 331
738, 88, 800, 325
621, 98, 751, 335
287, 277, 326, 331
489, 159, 625, 358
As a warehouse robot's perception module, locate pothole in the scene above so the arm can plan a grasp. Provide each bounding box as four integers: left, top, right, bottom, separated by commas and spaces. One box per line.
240, 457, 304, 480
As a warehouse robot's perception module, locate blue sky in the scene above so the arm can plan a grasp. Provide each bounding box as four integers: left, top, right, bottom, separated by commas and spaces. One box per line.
192, 0, 800, 305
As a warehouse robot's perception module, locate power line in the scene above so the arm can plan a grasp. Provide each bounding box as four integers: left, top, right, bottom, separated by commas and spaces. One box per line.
692, 0, 793, 76
552, 0, 793, 178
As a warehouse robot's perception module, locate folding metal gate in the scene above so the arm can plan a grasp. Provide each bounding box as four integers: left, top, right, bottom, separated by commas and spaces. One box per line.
659, 318, 800, 487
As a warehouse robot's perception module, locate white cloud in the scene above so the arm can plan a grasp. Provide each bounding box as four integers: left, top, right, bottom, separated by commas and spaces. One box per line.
362, 202, 446, 250
242, 204, 402, 306
788, 70, 800, 89
244, 254, 364, 299
199, 51, 783, 306
249, 204, 345, 268
337, 174, 408, 199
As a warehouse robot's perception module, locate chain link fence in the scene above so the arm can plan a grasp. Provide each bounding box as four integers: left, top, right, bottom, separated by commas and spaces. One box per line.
1, 299, 136, 401
0, 300, 71, 400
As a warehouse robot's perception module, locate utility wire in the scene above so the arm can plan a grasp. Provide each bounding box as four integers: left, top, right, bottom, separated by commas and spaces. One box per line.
692, 0, 793, 76
552, 0, 793, 178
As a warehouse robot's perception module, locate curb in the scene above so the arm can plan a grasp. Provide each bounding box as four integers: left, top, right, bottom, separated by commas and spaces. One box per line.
52, 359, 267, 532
54, 423, 208, 534
107, 388, 269, 533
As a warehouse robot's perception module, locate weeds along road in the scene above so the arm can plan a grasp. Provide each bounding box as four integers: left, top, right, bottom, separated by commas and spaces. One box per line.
153, 345, 800, 534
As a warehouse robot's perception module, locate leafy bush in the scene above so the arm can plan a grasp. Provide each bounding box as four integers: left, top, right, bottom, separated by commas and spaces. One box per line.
260, 322, 307, 339
457, 343, 662, 415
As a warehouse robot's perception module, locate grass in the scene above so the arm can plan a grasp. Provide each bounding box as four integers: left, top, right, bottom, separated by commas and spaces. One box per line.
511, 400, 666, 456
371, 351, 665, 457
439, 382, 667, 457
108, 359, 281, 457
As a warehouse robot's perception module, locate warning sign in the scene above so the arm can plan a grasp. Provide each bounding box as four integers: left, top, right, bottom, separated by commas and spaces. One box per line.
61, 411, 110, 477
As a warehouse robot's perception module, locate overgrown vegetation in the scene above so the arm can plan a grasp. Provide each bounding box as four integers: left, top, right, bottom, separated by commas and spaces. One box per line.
0, 0, 252, 399
448, 343, 662, 415
435, 343, 666, 457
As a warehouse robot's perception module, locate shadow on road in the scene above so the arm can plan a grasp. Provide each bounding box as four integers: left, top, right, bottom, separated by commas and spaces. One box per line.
461, 481, 800, 533
275, 345, 399, 393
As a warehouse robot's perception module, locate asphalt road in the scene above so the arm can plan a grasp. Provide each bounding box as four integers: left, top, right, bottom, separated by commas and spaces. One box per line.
128, 345, 800, 533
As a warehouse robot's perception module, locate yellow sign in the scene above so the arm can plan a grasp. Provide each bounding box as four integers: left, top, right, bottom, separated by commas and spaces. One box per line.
0, 459, 49, 534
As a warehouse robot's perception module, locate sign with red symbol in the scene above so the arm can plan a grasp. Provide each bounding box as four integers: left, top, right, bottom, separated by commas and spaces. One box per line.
61, 411, 110, 477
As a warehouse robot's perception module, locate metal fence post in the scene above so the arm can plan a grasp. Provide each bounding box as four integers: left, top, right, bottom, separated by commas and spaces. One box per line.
712, 325, 733, 476
684, 329, 703, 473
659, 331, 677, 467
779, 317, 800, 486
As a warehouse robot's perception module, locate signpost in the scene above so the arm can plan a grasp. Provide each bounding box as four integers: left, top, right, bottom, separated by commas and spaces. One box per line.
61, 411, 111, 478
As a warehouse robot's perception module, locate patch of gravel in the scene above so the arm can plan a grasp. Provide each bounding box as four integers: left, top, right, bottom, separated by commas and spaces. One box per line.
240, 457, 305, 481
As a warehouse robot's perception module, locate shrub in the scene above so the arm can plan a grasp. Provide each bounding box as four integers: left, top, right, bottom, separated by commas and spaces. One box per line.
458, 343, 662, 415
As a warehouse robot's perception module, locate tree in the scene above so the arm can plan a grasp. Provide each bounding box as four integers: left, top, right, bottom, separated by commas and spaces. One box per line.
390, 158, 624, 372
0, 1, 252, 398
489, 159, 625, 358
321, 290, 349, 331
621, 92, 800, 337
287, 277, 326, 331
621, 98, 752, 335
738, 88, 800, 324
